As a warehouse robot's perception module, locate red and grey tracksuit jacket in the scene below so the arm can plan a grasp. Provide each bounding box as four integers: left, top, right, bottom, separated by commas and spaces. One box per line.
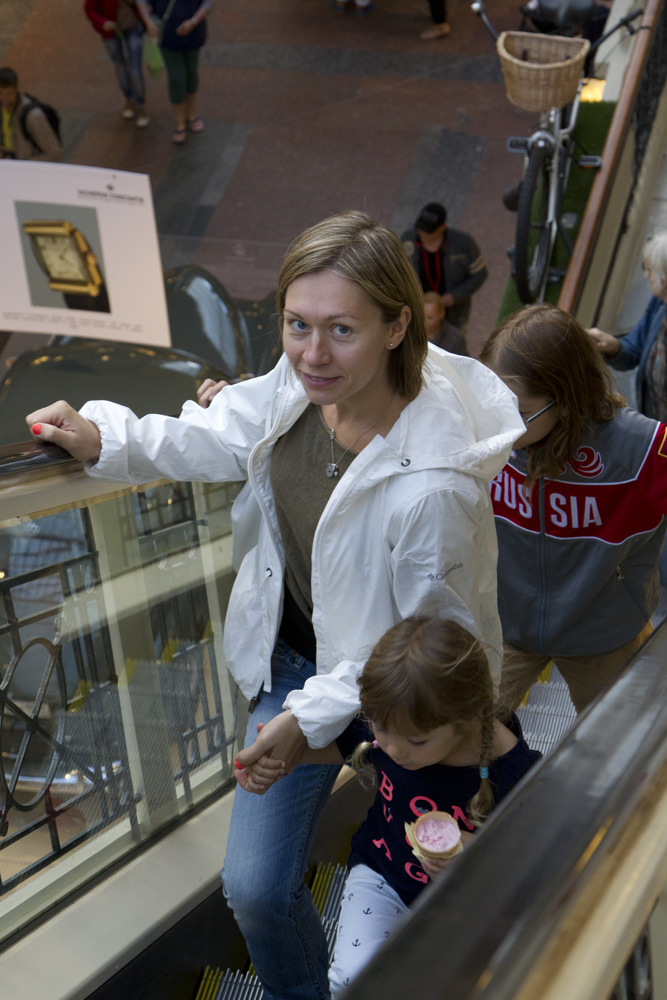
491, 406, 667, 656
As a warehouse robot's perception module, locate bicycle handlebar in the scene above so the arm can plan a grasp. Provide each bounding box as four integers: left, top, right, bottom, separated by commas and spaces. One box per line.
472, 0, 643, 48
589, 5, 643, 50
471, 0, 498, 40
585, 6, 643, 74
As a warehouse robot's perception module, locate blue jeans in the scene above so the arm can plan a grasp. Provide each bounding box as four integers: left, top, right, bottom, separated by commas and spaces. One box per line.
102, 21, 146, 105
222, 642, 341, 1000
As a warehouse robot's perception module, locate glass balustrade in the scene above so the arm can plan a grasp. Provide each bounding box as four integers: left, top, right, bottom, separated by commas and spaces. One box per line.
0, 468, 244, 945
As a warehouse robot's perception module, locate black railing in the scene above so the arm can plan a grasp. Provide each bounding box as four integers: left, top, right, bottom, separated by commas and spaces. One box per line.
0, 481, 235, 900
0, 441, 74, 477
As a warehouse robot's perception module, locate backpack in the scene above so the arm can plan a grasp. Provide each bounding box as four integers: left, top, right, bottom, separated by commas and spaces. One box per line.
19, 94, 61, 154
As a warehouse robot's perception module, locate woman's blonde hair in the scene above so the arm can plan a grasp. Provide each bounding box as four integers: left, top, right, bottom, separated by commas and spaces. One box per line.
479, 303, 625, 484
351, 616, 497, 826
277, 211, 428, 400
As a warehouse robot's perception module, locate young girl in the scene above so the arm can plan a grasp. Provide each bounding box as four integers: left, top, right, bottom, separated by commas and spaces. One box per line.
479, 303, 667, 712
239, 615, 541, 997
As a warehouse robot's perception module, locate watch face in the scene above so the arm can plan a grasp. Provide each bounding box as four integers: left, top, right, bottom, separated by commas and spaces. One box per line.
34, 234, 89, 282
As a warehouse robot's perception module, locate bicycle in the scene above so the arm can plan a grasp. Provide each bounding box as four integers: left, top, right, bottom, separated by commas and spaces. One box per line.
472, 0, 644, 303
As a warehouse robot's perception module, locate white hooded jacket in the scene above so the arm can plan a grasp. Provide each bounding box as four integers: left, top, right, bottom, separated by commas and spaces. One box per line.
81, 347, 522, 748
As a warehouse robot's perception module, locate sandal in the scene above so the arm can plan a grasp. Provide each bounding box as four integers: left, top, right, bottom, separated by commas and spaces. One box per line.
171, 128, 187, 144
420, 22, 451, 38
187, 117, 205, 133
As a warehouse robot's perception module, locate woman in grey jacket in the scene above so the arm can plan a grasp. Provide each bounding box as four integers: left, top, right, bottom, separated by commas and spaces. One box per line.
481, 303, 667, 714
27, 212, 521, 1000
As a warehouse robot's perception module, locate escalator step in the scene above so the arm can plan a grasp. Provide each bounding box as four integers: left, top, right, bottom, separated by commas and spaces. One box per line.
517, 667, 576, 755
196, 864, 348, 1000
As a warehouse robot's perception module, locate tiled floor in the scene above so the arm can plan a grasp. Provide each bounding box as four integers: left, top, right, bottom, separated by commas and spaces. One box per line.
2, 0, 543, 355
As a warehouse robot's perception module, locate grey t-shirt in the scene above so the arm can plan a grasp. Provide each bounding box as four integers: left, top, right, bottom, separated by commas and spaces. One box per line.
271, 403, 356, 620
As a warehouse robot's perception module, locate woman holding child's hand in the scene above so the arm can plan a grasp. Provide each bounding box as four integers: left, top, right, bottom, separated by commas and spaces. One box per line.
26, 212, 521, 1000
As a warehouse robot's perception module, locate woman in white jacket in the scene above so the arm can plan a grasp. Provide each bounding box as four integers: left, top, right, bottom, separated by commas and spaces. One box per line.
27, 212, 522, 1000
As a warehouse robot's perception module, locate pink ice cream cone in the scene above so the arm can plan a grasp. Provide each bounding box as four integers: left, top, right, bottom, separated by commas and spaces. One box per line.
405, 810, 463, 860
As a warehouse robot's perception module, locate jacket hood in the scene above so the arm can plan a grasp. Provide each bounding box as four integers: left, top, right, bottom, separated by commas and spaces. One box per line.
394, 345, 523, 481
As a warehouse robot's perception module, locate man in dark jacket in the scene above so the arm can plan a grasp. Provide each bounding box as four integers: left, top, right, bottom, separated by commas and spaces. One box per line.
402, 201, 487, 331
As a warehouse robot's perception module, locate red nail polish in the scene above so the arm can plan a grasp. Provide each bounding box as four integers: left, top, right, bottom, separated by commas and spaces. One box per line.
32, 423, 42, 435
234, 759, 243, 770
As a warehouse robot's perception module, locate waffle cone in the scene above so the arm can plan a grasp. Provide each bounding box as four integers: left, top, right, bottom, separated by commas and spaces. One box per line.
405, 810, 463, 860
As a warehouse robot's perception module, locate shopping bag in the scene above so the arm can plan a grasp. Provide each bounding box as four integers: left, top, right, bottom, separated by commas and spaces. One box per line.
143, 36, 164, 79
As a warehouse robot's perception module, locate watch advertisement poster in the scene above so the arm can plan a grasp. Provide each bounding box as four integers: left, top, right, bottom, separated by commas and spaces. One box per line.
0, 161, 170, 347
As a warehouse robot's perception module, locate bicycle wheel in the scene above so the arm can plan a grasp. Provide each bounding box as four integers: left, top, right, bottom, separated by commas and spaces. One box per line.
514, 142, 554, 304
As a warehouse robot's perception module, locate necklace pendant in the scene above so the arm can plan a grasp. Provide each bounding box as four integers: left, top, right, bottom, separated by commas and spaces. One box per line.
326, 462, 339, 478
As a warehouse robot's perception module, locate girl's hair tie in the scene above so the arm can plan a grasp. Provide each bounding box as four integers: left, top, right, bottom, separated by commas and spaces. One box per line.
479, 766, 489, 780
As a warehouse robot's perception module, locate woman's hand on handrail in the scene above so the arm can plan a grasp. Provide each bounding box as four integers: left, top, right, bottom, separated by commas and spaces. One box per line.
26, 401, 102, 462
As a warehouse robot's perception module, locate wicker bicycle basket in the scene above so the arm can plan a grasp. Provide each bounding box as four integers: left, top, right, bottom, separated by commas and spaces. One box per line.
497, 32, 590, 112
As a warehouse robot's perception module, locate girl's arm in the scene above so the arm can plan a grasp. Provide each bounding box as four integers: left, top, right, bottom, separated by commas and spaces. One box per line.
420, 830, 475, 879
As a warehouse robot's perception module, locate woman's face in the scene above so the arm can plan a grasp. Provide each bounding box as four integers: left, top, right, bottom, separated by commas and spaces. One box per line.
498, 376, 561, 449
644, 260, 667, 301
282, 269, 409, 411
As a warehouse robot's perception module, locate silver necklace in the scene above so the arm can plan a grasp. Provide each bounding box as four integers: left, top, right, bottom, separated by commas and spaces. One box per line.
326, 395, 396, 478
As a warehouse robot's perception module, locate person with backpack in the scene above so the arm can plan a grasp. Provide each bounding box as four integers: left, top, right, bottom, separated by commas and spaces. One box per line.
0, 66, 63, 161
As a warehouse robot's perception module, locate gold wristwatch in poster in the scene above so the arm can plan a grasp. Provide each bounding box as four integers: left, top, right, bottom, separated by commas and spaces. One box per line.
23, 220, 110, 311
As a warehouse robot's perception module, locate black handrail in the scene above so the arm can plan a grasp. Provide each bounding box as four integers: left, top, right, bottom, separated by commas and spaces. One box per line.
341, 622, 667, 999
0, 441, 75, 476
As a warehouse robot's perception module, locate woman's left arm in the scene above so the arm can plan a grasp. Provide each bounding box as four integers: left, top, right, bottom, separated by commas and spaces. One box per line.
175, 0, 212, 33
390, 482, 502, 682
282, 481, 500, 748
